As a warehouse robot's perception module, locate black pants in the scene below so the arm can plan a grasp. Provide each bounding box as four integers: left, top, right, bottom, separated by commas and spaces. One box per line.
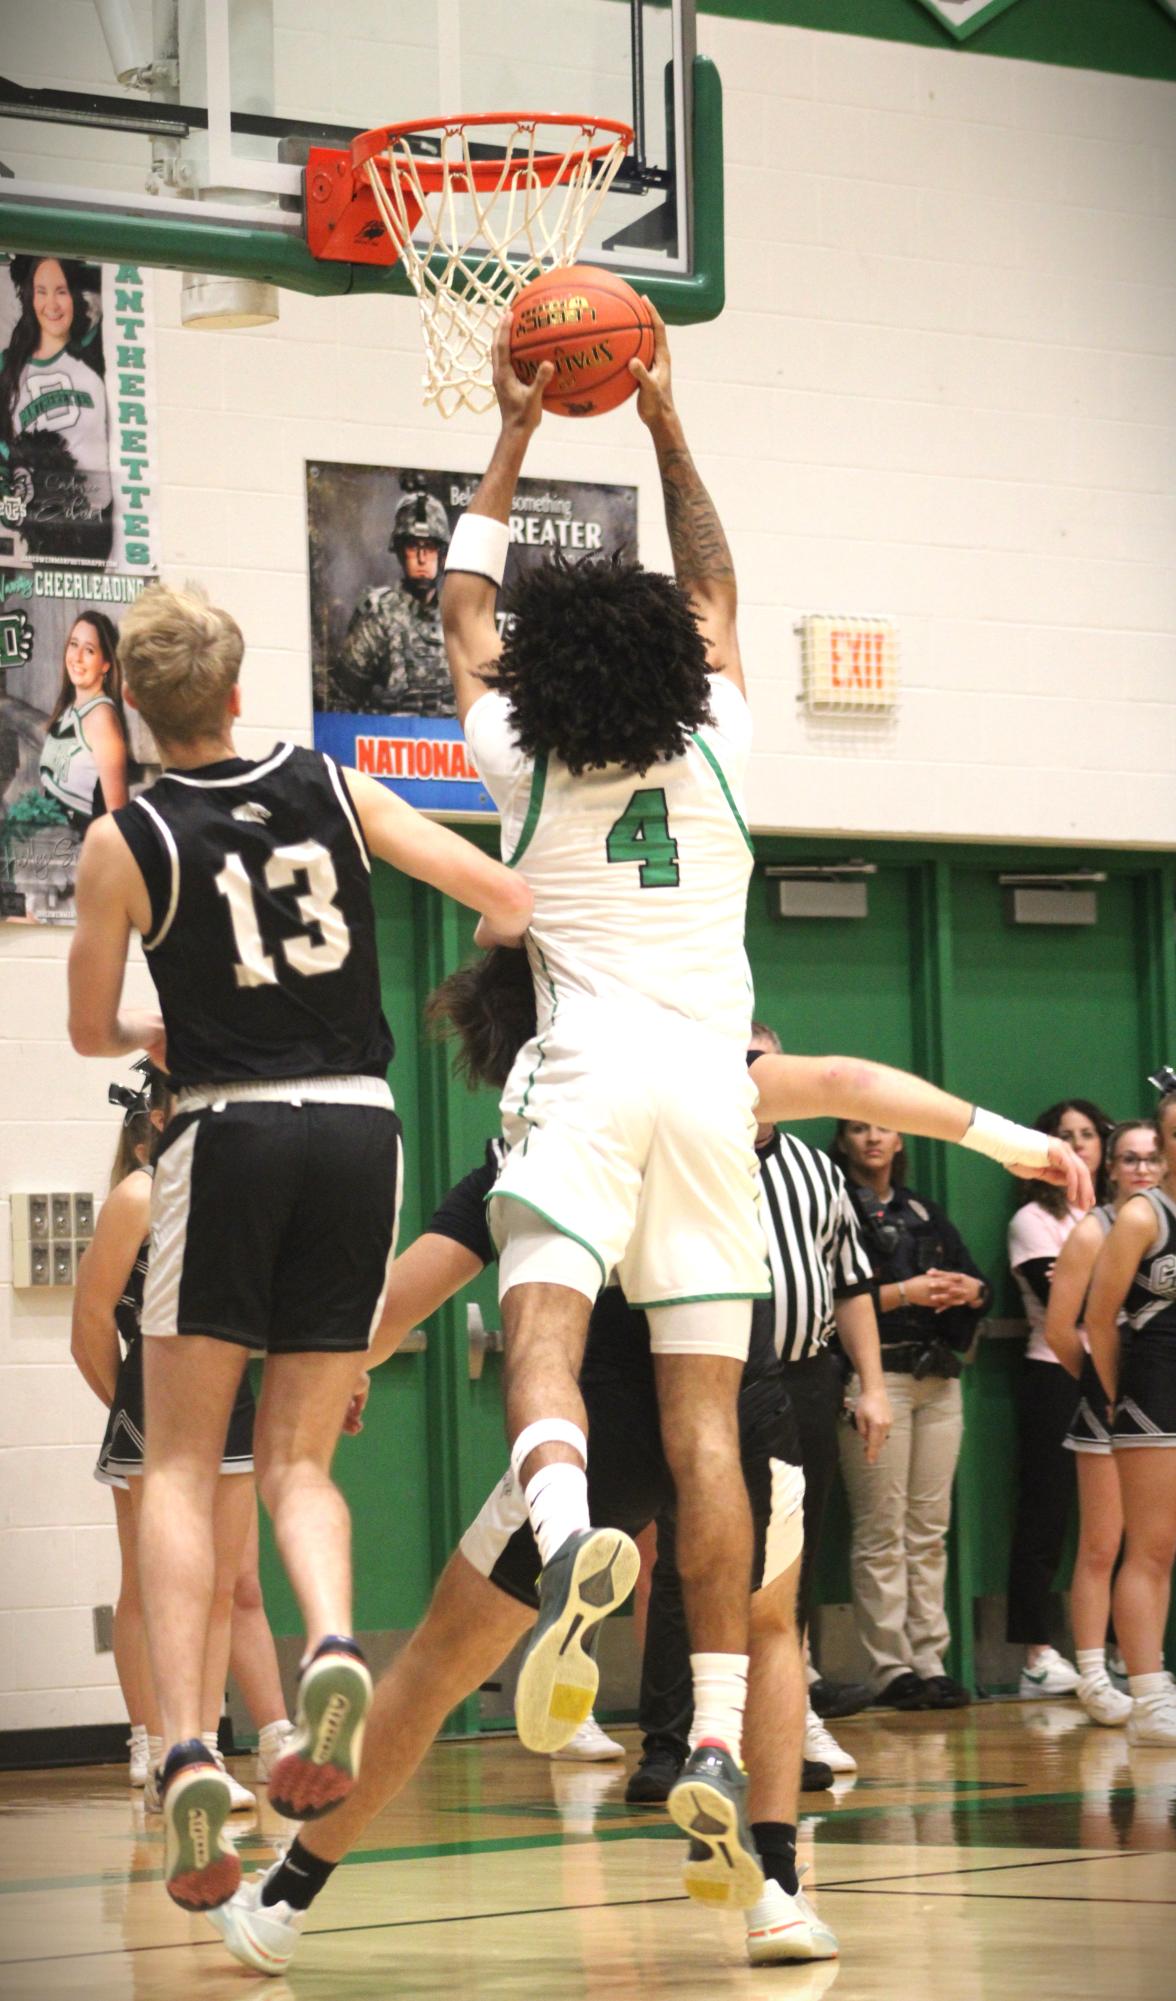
636, 1349, 843, 1760
1006, 1357, 1080, 1645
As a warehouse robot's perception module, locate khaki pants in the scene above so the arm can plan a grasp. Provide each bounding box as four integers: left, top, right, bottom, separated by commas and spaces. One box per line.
838, 1371, 964, 1691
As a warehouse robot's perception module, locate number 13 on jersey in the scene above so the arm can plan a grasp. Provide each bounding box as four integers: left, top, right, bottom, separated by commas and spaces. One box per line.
215, 840, 351, 988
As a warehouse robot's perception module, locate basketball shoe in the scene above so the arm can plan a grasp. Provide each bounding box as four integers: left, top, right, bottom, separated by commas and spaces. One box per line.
1126, 1675, 1176, 1748
1019, 1647, 1080, 1698
201, 1737, 257, 1812
207, 1858, 305, 1976
514, 1528, 640, 1755
160, 1738, 240, 1911
128, 1724, 149, 1787
667, 1741, 764, 1910
1077, 1673, 1132, 1728
804, 1707, 856, 1774
746, 1873, 839, 1964
549, 1713, 625, 1760
267, 1636, 372, 1821
256, 1720, 298, 1783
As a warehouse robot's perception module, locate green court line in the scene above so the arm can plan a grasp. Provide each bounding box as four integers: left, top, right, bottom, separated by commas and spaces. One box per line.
1, 1784, 1171, 1899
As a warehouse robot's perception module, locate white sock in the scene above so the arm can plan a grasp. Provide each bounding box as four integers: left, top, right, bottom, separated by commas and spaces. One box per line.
690, 1651, 750, 1764
258, 1717, 290, 1740
201, 1731, 224, 1762
129, 1722, 147, 1745
1076, 1649, 1108, 1682
524, 1463, 590, 1567
147, 1733, 163, 1770
1129, 1672, 1169, 1701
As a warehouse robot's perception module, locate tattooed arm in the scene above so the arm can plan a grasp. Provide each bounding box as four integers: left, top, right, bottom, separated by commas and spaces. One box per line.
630, 303, 744, 692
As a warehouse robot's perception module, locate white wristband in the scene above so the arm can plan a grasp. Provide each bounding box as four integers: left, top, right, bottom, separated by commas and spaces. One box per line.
961, 1106, 1050, 1171
446, 513, 510, 586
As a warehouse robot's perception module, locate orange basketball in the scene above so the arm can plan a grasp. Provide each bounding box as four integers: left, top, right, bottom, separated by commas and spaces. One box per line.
509, 264, 655, 418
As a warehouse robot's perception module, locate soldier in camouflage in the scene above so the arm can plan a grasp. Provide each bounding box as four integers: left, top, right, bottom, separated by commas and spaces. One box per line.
331, 492, 452, 715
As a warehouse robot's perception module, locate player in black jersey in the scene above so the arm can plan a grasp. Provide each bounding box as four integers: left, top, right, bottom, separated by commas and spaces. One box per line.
1087, 1087, 1176, 1748
66, 581, 532, 1913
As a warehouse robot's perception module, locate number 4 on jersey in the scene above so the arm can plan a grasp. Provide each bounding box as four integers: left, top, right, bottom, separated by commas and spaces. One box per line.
605, 788, 680, 888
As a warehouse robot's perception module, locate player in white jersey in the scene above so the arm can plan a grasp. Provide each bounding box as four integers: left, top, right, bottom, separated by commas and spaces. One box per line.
441, 310, 770, 1906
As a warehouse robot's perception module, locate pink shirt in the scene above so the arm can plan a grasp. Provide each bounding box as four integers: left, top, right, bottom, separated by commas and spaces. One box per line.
1007, 1201, 1086, 1364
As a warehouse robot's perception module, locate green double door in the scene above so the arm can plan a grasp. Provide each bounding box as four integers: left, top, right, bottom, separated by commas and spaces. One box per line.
257, 842, 1174, 1709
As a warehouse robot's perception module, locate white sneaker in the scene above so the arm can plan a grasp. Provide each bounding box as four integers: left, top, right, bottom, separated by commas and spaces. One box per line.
206, 1862, 306, 1976
256, 1721, 298, 1784
804, 1707, 856, 1774
205, 1743, 257, 1813
1019, 1647, 1080, 1698
746, 1876, 839, 1964
1126, 1677, 1176, 1748
128, 1725, 149, 1787
1077, 1673, 1132, 1728
550, 1714, 625, 1761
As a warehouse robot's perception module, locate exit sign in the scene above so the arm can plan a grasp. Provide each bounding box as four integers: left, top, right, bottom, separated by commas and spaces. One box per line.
799, 615, 899, 714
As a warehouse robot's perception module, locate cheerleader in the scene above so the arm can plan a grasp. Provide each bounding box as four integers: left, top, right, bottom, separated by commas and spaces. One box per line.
1086, 1088, 1176, 1746
1043, 1121, 1163, 1725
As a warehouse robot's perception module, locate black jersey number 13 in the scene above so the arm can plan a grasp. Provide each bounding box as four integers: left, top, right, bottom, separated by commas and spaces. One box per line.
215, 840, 351, 989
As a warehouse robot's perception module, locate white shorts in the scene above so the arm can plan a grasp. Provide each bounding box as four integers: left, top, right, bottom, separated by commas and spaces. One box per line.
489, 1002, 770, 1315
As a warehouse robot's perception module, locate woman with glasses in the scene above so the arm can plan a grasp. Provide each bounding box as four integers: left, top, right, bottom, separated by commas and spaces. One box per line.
1044, 1122, 1164, 1725
1006, 1100, 1112, 1700
832, 1122, 990, 1712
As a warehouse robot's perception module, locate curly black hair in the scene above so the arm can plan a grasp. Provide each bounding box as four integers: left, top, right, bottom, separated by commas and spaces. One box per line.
479, 553, 715, 776
424, 946, 538, 1092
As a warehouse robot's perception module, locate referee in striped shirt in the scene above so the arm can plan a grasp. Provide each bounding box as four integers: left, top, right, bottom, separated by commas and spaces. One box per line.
627, 1023, 891, 1800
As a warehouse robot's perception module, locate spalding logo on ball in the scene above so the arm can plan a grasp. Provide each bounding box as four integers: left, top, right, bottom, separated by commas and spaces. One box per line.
509, 264, 656, 418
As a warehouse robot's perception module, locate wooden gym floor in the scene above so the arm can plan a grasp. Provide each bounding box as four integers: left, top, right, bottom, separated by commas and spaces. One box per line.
1, 1701, 1173, 2000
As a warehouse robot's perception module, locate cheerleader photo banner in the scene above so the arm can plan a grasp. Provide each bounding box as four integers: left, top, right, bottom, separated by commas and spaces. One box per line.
0, 570, 156, 925
0, 253, 160, 576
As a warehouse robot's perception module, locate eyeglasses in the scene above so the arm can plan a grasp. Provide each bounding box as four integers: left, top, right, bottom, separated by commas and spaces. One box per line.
1117, 1152, 1160, 1169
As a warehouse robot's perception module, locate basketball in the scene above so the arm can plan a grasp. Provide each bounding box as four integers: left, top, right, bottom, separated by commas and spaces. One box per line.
509, 264, 656, 417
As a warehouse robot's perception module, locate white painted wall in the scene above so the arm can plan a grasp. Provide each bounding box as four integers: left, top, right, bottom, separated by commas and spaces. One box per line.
1, 9, 1174, 1730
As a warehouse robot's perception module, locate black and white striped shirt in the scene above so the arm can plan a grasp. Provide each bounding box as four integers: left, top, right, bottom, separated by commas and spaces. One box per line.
756, 1133, 875, 1365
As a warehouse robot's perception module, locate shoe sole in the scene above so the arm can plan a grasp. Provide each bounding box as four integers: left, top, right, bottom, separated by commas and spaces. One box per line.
164, 1765, 240, 1912
667, 1775, 765, 1911
267, 1653, 373, 1821
515, 1530, 640, 1755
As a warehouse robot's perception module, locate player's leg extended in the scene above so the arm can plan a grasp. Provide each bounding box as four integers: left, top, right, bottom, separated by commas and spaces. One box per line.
140, 1332, 249, 1907
745, 1553, 837, 1964
653, 1330, 763, 1910
140, 1335, 248, 1747
499, 1216, 639, 1752
253, 1349, 374, 1819
208, 1553, 533, 1974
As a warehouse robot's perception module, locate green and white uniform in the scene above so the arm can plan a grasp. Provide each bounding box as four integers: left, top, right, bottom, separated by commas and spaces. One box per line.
39, 691, 117, 825
464, 675, 769, 1324
6, 339, 112, 514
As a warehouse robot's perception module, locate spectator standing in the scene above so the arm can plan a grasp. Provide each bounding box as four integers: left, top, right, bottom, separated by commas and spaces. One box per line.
834, 1121, 990, 1711
1006, 1100, 1111, 1697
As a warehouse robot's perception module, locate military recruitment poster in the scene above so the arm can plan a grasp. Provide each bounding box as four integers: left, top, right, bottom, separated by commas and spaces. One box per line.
307, 461, 638, 814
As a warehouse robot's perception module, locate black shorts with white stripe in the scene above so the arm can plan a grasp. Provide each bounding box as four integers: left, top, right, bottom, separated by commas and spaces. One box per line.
1112, 1335, 1176, 1448
142, 1097, 402, 1354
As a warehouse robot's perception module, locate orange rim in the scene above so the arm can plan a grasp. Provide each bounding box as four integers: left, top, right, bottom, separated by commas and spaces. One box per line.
352, 112, 634, 192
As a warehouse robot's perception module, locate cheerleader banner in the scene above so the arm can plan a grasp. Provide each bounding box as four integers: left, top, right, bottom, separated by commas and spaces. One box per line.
0, 253, 160, 575
0, 569, 156, 924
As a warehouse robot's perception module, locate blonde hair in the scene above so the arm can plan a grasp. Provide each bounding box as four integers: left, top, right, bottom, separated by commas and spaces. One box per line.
118, 581, 243, 744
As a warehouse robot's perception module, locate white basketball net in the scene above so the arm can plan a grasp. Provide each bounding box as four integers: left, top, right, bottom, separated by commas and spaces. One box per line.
362, 119, 631, 418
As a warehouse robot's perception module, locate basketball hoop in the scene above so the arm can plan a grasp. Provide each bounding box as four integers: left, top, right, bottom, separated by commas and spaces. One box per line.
305, 113, 633, 417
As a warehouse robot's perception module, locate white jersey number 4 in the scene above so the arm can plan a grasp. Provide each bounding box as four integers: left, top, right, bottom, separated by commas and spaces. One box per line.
215, 840, 351, 989
605, 787, 680, 889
